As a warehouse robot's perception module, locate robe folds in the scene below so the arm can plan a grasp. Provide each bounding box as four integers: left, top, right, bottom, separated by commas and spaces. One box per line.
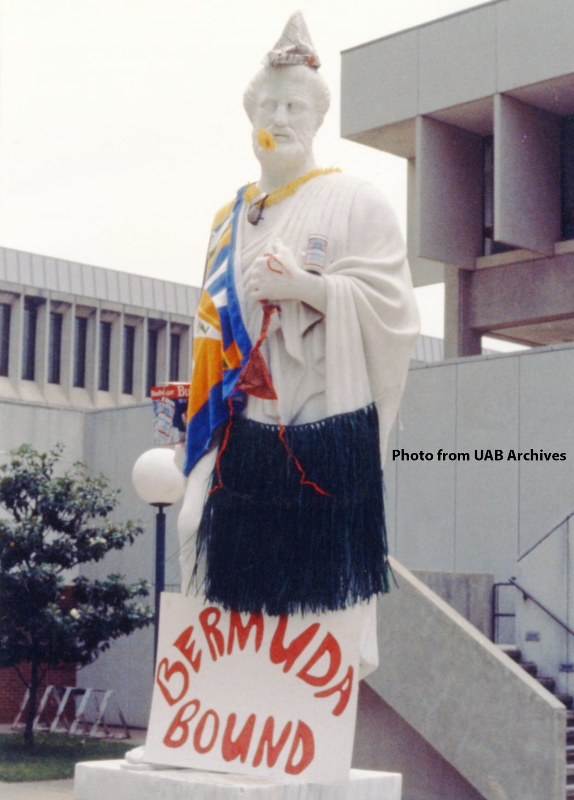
178, 172, 419, 671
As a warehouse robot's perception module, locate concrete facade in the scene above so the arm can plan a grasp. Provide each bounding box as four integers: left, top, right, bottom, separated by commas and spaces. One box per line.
358, 561, 566, 800
384, 344, 574, 582
411, 570, 493, 639
0, 246, 197, 408
341, 0, 574, 355
0, 249, 198, 728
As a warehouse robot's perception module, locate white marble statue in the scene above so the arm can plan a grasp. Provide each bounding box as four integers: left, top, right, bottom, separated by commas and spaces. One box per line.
125, 12, 418, 779
177, 13, 419, 626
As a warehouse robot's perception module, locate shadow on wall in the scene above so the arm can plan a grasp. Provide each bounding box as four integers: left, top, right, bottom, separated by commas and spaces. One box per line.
353, 682, 486, 800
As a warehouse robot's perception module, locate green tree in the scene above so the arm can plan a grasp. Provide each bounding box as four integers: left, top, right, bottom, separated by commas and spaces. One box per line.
0, 444, 154, 749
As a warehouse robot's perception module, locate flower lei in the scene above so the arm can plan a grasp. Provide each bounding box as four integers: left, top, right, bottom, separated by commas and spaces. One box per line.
244, 166, 341, 225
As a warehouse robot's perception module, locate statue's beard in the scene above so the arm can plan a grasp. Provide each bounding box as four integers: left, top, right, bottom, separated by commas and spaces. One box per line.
254, 138, 313, 174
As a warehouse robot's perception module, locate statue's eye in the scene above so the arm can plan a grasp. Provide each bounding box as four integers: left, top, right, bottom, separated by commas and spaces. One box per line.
261, 99, 277, 113
288, 101, 306, 114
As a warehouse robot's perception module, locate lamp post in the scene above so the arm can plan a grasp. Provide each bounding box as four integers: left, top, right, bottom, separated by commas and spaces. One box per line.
132, 447, 185, 666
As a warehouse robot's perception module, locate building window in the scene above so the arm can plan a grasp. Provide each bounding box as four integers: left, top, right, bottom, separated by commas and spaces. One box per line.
146, 328, 158, 396
98, 321, 112, 392
22, 301, 38, 381
0, 303, 10, 377
73, 317, 88, 388
48, 312, 63, 384
123, 325, 135, 395
169, 333, 180, 382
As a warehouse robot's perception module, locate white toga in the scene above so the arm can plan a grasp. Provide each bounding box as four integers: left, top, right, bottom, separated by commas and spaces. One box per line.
178, 172, 420, 677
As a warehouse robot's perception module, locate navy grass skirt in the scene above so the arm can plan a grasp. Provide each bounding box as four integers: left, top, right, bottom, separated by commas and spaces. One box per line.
195, 403, 389, 616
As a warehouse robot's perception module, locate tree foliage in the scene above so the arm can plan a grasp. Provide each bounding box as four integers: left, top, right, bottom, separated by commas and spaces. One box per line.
0, 444, 154, 747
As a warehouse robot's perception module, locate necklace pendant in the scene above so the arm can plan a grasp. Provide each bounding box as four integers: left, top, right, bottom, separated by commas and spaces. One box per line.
247, 192, 268, 226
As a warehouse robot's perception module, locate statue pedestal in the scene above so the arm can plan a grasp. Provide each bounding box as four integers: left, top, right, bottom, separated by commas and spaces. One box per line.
74, 761, 402, 800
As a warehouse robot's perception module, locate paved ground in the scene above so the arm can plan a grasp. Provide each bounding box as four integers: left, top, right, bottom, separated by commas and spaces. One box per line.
0, 727, 146, 800
0, 778, 75, 799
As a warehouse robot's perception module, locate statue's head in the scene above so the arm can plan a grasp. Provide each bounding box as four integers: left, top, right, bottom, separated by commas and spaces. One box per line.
243, 13, 330, 173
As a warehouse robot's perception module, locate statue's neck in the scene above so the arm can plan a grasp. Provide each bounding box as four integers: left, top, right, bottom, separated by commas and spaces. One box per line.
257, 152, 317, 193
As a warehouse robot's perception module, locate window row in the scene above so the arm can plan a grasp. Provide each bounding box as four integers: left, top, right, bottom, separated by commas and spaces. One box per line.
0, 300, 188, 398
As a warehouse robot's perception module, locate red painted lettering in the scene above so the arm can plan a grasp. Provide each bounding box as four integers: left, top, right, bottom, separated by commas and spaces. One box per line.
285, 720, 315, 775
221, 713, 256, 763
193, 709, 220, 754
315, 665, 354, 716
199, 607, 225, 661
296, 633, 341, 687
227, 612, 264, 655
269, 616, 320, 673
163, 699, 200, 748
173, 626, 202, 673
156, 658, 189, 706
252, 717, 293, 768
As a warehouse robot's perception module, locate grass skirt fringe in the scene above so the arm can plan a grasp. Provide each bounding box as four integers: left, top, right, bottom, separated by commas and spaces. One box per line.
196, 403, 389, 616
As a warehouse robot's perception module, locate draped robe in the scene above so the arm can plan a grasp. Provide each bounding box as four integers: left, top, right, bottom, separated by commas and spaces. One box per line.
178, 171, 419, 676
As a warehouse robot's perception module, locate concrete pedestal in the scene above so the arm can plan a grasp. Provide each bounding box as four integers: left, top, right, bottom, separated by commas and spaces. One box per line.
74, 761, 402, 800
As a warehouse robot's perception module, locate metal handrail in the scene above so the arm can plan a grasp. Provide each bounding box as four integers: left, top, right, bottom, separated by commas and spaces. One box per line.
508, 576, 574, 639
517, 509, 574, 563
492, 581, 516, 642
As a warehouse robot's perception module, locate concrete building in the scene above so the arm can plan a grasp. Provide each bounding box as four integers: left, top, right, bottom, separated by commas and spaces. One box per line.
341, 1, 574, 798
0, 246, 199, 726
0, 246, 196, 409
342, 0, 574, 358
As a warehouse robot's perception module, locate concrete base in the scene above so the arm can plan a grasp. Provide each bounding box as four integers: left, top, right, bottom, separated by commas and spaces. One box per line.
74, 761, 402, 800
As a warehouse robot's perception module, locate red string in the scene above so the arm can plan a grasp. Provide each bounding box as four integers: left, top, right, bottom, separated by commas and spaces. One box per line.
277, 422, 332, 497
255, 302, 278, 346
209, 397, 235, 495
211, 304, 330, 499
266, 254, 291, 275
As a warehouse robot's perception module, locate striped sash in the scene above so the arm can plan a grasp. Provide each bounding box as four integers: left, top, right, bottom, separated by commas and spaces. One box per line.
184, 189, 252, 475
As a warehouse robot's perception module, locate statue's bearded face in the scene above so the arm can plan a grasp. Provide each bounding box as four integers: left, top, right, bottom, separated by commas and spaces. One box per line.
251, 69, 322, 170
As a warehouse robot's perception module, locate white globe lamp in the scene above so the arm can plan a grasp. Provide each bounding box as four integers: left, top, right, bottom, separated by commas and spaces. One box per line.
132, 447, 185, 507
132, 447, 185, 663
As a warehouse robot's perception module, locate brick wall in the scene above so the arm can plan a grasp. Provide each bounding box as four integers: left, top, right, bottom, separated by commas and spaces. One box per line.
0, 663, 76, 724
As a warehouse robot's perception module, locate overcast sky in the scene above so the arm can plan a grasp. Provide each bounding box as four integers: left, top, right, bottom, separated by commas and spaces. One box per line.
0, 0, 491, 338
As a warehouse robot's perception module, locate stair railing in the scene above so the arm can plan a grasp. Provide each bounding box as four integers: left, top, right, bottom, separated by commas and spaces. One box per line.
509, 576, 574, 638
492, 509, 574, 643
493, 576, 574, 643
517, 509, 574, 564
492, 581, 516, 642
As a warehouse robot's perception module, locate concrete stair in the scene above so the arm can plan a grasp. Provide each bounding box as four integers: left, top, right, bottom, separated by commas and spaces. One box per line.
566, 715, 574, 800
499, 645, 574, 798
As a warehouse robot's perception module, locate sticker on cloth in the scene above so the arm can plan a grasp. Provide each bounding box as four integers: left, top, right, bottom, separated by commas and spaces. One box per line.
144, 592, 363, 783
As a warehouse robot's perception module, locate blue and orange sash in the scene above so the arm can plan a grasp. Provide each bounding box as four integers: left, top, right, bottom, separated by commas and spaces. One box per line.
183, 188, 252, 476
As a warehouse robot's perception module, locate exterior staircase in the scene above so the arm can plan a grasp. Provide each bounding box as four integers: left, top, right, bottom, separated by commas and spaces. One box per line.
499, 645, 574, 798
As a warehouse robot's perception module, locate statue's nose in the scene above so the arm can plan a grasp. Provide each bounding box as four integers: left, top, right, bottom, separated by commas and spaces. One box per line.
273, 104, 288, 125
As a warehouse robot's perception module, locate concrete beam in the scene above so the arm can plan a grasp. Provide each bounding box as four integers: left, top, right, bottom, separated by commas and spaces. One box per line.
468, 252, 574, 331
444, 265, 482, 358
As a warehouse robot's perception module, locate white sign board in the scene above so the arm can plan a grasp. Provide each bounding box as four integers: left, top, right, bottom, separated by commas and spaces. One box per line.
145, 593, 363, 783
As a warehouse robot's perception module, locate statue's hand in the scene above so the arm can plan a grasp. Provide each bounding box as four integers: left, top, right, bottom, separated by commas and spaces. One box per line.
245, 239, 327, 313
